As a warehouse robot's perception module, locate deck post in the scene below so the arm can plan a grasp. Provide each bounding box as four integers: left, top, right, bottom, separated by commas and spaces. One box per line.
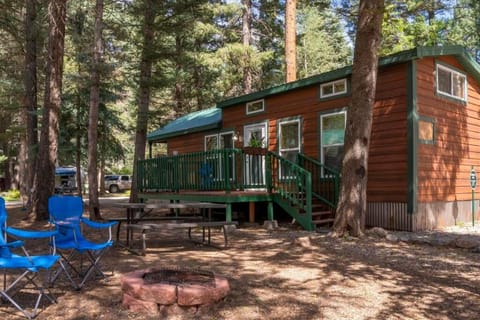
267, 201, 273, 221
226, 203, 232, 222
249, 202, 255, 223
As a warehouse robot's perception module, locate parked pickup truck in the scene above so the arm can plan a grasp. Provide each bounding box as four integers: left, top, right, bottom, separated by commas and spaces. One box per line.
104, 175, 132, 193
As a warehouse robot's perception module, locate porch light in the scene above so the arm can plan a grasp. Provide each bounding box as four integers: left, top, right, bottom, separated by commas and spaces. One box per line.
233, 131, 242, 143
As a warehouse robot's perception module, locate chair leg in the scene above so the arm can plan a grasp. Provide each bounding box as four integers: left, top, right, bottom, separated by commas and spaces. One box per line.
78, 249, 110, 288
1, 269, 57, 320
51, 248, 112, 289
49, 252, 81, 290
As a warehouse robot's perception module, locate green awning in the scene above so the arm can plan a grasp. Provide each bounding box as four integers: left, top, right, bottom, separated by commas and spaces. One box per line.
147, 108, 222, 142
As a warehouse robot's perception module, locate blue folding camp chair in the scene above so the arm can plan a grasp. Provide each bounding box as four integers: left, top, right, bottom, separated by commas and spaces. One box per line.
48, 195, 117, 290
0, 197, 60, 319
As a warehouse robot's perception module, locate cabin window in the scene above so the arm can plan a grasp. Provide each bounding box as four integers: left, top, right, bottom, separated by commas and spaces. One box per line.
204, 134, 219, 151
279, 119, 301, 177
246, 99, 265, 115
436, 63, 467, 102
418, 117, 435, 145
204, 132, 234, 150
320, 79, 347, 99
320, 110, 346, 172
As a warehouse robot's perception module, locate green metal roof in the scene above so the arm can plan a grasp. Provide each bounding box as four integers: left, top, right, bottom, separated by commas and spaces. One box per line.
217, 45, 480, 108
147, 108, 221, 142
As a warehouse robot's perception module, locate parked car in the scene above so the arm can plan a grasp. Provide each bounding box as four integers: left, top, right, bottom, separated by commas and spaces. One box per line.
104, 175, 132, 193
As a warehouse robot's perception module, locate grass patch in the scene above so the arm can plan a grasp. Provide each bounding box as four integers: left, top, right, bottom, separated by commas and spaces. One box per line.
0, 189, 21, 201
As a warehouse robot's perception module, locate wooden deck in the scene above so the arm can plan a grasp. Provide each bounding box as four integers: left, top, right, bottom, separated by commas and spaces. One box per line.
139, 190, 274, 223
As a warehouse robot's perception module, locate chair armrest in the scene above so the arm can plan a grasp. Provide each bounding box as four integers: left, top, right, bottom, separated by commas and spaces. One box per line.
81, 217, 118, 229
6, 227, 58, 239
1, 240, 24, 249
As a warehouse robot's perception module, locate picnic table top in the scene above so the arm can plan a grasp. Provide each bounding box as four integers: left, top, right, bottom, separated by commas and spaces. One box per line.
127, 220, 238, 230
112, 201, 226, 209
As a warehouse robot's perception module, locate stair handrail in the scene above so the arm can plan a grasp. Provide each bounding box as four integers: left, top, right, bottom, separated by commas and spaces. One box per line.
267, 151, 312, 217
296, 153, 340, 209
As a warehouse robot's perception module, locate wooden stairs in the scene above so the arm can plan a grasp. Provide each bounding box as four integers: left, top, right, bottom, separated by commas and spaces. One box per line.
292, 198, 335, 231
311, 199, 335, 229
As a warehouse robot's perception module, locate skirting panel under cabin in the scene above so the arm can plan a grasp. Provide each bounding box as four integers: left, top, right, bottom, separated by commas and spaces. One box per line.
366, 200, 480, 231
366, 202, 412, 231
415, 201, 480, 231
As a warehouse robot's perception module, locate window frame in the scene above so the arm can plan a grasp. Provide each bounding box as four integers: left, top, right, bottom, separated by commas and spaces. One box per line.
246, 99, 265, 115
278, 117, 301, 179
320, 78, 348, 99
418, 116, 436, 145
319, 109, 347, 174
204, 134, 219, 151
435, 63, 467, 102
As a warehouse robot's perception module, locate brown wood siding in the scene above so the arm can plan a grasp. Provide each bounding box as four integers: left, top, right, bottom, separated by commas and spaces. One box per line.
222, 64, 410, 202
168, 131, 214, 155
368, 65, 408, 201
416, 56, 480, 202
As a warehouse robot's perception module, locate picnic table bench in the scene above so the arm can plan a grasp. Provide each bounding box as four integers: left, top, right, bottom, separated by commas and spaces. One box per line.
110, 201, 227, 247
126, 220, 238, 254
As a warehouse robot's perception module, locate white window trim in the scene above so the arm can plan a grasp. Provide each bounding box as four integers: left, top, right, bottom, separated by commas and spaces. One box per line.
243, 122, 268, 147
204, 134, 219, 151
279, 118, 301, 179
320, 78, 347, 99
279, 119, 301, 154
320, 110, 347, 169
246, 99, 265, 115
436, 63, 467, 102
205, 132, 234, 150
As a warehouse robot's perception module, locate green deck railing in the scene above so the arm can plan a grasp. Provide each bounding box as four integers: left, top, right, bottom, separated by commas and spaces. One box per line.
297, 153, 340, 210
137, 149, 245, 192
267, 152, 314, 230
137, 149, 325, 231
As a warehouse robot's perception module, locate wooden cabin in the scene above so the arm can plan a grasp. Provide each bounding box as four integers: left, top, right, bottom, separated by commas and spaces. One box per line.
141, 46, 480, 231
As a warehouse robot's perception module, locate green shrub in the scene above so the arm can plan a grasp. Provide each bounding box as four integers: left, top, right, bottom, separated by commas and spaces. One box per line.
3, 189, 20, 201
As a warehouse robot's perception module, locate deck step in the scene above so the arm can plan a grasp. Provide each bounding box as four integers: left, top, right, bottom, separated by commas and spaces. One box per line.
312, 218, 334, 225
311, 210, 332, 217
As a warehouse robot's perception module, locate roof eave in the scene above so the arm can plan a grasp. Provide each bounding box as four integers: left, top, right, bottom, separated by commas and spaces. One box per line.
217, 46, 480, 109
147, 121, 222, 143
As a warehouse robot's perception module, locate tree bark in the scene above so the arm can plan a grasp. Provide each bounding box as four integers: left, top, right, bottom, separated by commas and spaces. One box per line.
87, 0, 104, 220
75, 67, 83, 197
332, 0, 384, 237
31, 0, 67, 220
129, 0, 155, 204
242, 0, 252, 94
174, 35, 184, 115
285, 0, 297, 83
21, 0, 38, 209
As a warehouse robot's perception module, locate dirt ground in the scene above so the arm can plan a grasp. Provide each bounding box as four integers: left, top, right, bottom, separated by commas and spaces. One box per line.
2, 201, 480, 320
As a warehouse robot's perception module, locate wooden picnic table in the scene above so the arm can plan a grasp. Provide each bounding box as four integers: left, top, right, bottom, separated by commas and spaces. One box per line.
127, 220, 238, 254
110, 201, 227, 248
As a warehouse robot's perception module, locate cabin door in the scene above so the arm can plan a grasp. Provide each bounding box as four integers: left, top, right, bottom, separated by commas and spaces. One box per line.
243, 122, 268, 188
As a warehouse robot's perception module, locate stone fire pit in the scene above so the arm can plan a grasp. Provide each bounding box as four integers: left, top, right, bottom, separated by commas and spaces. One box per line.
121, 267, 230, 315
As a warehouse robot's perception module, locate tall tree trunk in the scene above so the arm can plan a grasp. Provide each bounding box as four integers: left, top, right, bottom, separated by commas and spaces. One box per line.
242, 0, 252, 94
87, 0, 104, 220
31, 0, 67, 220
285, 0, 297, 83
21, 0, 38, 208
332, 0, 384, 237
174, 35, 183, 115
75, 67, 83, 197
129, 0, 155, 204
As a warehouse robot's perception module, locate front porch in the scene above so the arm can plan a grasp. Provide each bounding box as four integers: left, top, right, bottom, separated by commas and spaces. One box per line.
137, 149, 340, 231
